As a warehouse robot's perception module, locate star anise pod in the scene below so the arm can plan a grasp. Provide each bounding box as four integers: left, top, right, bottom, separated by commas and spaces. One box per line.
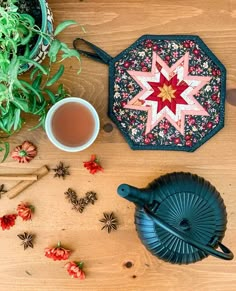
73, 203, 85, 213
74, 198, 88, 213
65, 188, 98, 213
0, 184, 7, 199
85, 191, 97, 205
17, 232, 34, 250
65, 188, 78, 204
53, 162, 70, 179
100, 212, 118, 233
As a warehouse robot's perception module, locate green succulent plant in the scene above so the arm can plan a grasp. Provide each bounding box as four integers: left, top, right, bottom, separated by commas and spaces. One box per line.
0, 0, 81, 161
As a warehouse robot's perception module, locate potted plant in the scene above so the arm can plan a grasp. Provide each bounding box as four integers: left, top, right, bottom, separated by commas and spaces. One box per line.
0, 0, 81, 161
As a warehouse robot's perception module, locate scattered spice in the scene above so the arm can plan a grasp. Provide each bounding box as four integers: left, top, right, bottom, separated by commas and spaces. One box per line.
17, 232, 34, 250
11, 141, 37, 163
0, 184, 7, 199
100, 212, 118, 233
65, 261, 85, 280
17, 202, 34, 221
64, 188, 97, 213
83, 154, 103, 174
65, 188, 78, 204
75, 198, 87, 213
45, 241, 71, 261
85, 191, 97, 204
25, 270, 32, 276
0, 214, 17, 230
53, 161, 70, 179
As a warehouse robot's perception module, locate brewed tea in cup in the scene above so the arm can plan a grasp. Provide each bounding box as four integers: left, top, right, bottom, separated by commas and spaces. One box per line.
45, 97, 100, 152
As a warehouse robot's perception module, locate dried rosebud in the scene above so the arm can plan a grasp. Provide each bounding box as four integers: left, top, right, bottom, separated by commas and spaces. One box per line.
0, 214, 17, 230
83, 154, 103, 175
65, 261, 85, 280
45, 242, 71, 261
17, 202, 34, 221
11, 141, 37, 163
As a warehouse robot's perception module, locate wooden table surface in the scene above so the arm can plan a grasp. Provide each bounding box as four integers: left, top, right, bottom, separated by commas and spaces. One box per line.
1, 0, 236, 290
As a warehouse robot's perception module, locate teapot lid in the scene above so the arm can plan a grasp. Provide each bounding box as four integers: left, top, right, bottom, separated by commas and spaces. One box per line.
134, 172, 229, 264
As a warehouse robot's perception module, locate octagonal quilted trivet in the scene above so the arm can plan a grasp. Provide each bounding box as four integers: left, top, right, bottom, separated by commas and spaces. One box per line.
74, 35, 226, 152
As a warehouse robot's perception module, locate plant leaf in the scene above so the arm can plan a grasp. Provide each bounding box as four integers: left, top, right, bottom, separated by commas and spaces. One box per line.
1, 142, 10, 163
54, 20, 77, 36
0, 120, 8, 133
32, 74, 43, 89
13, 108, 21, 131
18, 56, 48, 75
34, 100, 47, 115
11, 97, 29, 112
23, 44, 30, 58
20, 13, 35, 27
20, 30, 33, 46
30, 114, 46, 131
46, 64, 64, 87
48, 39, 61, 63
20, 80, 43, 102
8, 55, 20, 80
28, 94, 37, 112
44, 89, 56, 104
0, 84, 7, 93
14, 79, 29, 94
30, 66, 40, 81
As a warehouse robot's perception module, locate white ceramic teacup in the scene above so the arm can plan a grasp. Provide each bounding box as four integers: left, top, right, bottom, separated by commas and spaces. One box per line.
45, 97, 100, 152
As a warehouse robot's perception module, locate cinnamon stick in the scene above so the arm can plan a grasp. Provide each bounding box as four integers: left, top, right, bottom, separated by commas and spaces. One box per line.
7, 165, 49, 199
0, 174, 38, 181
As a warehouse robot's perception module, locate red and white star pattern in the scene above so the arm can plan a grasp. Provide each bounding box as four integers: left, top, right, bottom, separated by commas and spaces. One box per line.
125, 52, 211, 135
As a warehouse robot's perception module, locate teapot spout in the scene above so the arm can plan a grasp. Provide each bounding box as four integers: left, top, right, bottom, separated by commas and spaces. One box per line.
117, 184, 154, 207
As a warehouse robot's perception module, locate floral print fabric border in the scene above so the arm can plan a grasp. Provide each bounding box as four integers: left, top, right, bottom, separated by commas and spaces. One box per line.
109, 36, 225, 151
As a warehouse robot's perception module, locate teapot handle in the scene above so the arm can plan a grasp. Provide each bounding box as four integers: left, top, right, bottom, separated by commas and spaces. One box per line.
144, 207, 234, 260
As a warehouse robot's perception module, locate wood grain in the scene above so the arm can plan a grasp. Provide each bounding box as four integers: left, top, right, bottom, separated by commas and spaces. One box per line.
0, 0, 236, 290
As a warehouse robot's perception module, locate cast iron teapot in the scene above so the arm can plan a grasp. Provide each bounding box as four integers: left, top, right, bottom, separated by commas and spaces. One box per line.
117, 172, 233, 264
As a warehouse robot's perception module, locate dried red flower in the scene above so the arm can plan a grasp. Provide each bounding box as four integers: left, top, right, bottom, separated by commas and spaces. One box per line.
0, 214, 17, 230
11, 141, 37, 163
17, 202, 34, 221
45, 242, 71, 261
65, 261, 85, 280
83, 154, 103, 174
